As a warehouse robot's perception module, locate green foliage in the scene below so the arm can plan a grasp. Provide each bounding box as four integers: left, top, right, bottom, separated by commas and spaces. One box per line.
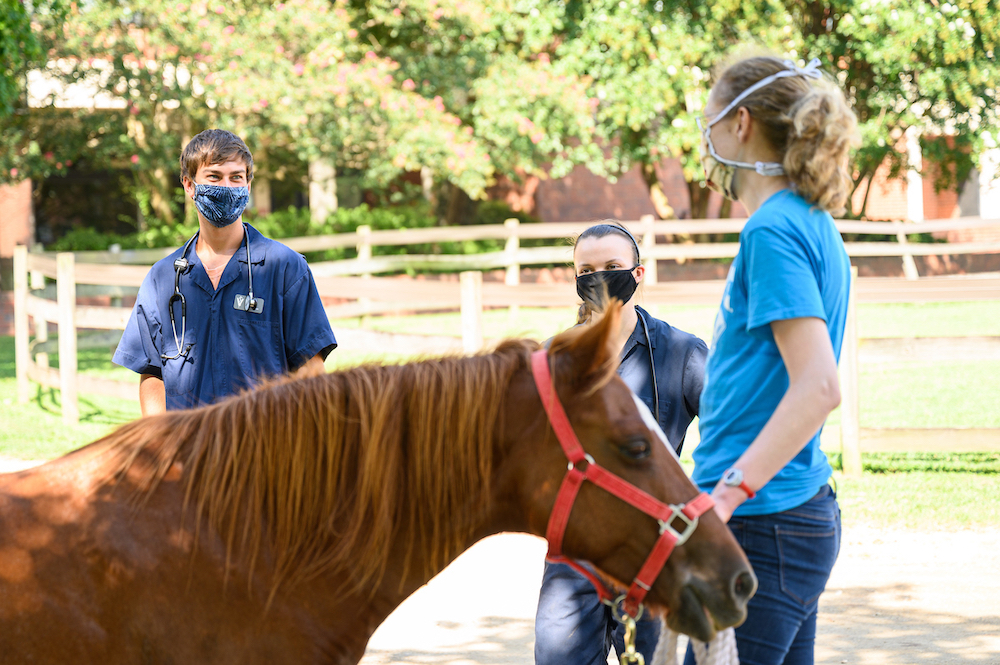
0, 0, 38, 117
827, 451, 1000, 474
48, 227, 146, 252
786, 0, 1000, 216
44, 202, 535, 257
6, 0, 1000, 227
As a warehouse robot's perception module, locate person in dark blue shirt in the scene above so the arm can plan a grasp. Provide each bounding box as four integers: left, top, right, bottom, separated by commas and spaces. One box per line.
113, 129, 337, 414
534, 221, 708, 665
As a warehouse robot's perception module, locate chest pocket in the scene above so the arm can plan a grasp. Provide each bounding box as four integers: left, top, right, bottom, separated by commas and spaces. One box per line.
237, 318, 284, 383
161, 338, 197, 398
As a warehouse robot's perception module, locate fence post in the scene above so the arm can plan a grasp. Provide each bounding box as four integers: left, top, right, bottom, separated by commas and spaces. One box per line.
840, 265, 862, 477
460, 271, 484, 354
357, 224, 372, 326
14, 245, 30, 404
639, 214, 657, 284
56, 252, 79, 424
504, 218, 520, 320
109, 243, 123, 308
34, 312, 49, 373
895, 222, 919, 280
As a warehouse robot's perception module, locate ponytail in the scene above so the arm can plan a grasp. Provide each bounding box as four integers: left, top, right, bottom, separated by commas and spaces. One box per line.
784, 84, 859, 216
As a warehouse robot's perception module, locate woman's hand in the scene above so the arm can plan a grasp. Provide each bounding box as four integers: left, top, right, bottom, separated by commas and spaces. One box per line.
710, 482, 746, 523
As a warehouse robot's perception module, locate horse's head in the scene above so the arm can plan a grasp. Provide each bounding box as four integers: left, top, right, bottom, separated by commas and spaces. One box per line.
506, 306, 755, 642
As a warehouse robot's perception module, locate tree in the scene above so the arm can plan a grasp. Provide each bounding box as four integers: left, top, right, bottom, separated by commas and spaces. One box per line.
346, 0, 603, 223
785, 0, 1000, 218
16, 0, 501, 227
0, 0, 69, 185
551, 0, 793, 219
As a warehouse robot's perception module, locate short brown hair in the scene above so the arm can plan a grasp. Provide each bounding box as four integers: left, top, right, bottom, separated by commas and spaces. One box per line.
712, 55, 859, 215
179, 129, 254, 183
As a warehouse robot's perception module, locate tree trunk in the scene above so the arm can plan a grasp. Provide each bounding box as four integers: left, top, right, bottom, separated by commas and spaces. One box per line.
127, 112, 175, 225
640, 159, 675, 220
421, 166, 436, 209
445, 182, 472, 226
182, 115, 197, 224
252, 145, 273, 216
687, 180, 710, 220
308, 159, 338, 226
146, 167, 175, 224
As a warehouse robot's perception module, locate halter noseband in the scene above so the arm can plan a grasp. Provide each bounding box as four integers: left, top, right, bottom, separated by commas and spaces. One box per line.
531, 349, 714, 618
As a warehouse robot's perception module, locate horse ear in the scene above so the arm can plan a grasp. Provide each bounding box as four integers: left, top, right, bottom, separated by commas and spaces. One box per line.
550, 301, 622, 393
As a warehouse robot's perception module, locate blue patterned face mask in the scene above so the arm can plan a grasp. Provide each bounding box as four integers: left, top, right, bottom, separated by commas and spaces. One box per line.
191, 183, 250, 228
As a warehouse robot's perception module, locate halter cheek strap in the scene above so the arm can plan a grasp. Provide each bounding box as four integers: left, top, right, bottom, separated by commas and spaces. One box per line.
531, 350, 714, 617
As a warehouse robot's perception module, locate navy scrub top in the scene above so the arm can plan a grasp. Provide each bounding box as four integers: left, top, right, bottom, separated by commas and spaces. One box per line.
618, 306, 707, 454
113, 224, 337, 410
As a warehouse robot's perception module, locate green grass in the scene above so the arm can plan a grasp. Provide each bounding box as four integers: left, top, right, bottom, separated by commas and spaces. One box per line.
856, 300, 1000, 338
827, 451, 1000, 474
642, 300, 1000, 342
833, 470, 1000, 529
857, 360, 1000, 428
0, 336, 140, 459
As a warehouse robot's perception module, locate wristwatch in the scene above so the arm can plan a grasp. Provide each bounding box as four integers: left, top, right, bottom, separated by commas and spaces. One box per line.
722, 468, 756, 499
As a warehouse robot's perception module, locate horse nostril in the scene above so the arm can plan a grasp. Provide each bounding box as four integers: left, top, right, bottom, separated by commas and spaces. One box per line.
732, 569, 757, 602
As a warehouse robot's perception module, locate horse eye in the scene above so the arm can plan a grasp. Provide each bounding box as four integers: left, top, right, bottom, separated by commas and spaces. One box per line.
619, 438, 651, 460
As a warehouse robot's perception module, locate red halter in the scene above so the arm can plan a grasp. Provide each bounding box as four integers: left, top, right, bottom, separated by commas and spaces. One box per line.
531, 349, 715, 618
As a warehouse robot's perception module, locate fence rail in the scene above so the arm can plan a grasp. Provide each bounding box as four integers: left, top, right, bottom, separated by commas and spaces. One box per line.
12, 215, 1000, 469
37, 216, 1000, 282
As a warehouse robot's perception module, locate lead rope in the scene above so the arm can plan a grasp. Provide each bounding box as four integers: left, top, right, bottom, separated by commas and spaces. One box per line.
650, 626, 739, 665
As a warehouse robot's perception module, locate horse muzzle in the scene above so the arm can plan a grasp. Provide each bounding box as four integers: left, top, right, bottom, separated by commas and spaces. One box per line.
668, 566, 757, 642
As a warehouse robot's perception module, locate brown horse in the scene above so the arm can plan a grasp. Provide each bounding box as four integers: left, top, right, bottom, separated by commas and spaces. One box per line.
0, 309, 753, 664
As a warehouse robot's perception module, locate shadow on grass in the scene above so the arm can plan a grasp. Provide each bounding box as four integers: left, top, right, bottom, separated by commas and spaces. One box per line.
818, 583, 1000, 664
31, 384, 139, 427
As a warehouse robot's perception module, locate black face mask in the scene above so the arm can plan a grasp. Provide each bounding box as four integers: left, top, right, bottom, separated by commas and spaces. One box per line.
576, 268, 639, 310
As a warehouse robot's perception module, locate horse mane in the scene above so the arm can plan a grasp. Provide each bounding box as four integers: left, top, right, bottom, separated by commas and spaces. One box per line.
97, 337, 546, 597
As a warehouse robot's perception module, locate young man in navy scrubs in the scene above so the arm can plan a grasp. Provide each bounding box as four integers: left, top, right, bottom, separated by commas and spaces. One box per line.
114, 129, 337, 415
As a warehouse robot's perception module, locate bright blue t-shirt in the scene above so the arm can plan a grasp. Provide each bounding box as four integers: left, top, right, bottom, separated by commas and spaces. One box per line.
692, 189, 851, 516
113, 224, 337, 410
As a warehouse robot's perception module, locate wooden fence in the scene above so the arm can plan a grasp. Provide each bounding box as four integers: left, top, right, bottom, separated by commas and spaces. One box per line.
12, 216, 1000, 474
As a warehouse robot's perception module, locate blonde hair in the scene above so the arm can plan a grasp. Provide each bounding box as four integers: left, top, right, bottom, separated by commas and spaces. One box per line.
713, 55, 860, 215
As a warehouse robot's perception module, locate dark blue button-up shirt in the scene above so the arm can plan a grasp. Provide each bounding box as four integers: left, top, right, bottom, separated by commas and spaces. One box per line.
113, 224, 337, 410
618, 306, 707, 454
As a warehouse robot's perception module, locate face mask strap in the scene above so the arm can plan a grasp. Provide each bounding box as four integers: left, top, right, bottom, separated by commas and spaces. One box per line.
700, 58, 824, 177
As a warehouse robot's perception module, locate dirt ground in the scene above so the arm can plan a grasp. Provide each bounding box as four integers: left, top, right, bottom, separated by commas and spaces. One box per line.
358, 529, 1000, 665
2, 457, 997, 664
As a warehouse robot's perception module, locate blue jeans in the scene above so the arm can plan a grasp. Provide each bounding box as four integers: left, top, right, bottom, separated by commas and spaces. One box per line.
685, 484, 841, 665
535, 561, 661, 665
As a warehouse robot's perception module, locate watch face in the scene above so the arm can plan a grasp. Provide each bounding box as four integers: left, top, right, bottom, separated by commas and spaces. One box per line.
723, 468, 743, 486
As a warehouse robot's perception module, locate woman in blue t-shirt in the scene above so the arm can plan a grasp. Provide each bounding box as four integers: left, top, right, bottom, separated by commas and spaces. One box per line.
689, 55, 859, 665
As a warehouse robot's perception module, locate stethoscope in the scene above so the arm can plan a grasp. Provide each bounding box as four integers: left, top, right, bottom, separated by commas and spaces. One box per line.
161, 223, 258, 360
635, 307, 660, 425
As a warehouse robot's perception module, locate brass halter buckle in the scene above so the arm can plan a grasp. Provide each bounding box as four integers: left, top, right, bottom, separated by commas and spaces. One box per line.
603, 594, 646, 665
